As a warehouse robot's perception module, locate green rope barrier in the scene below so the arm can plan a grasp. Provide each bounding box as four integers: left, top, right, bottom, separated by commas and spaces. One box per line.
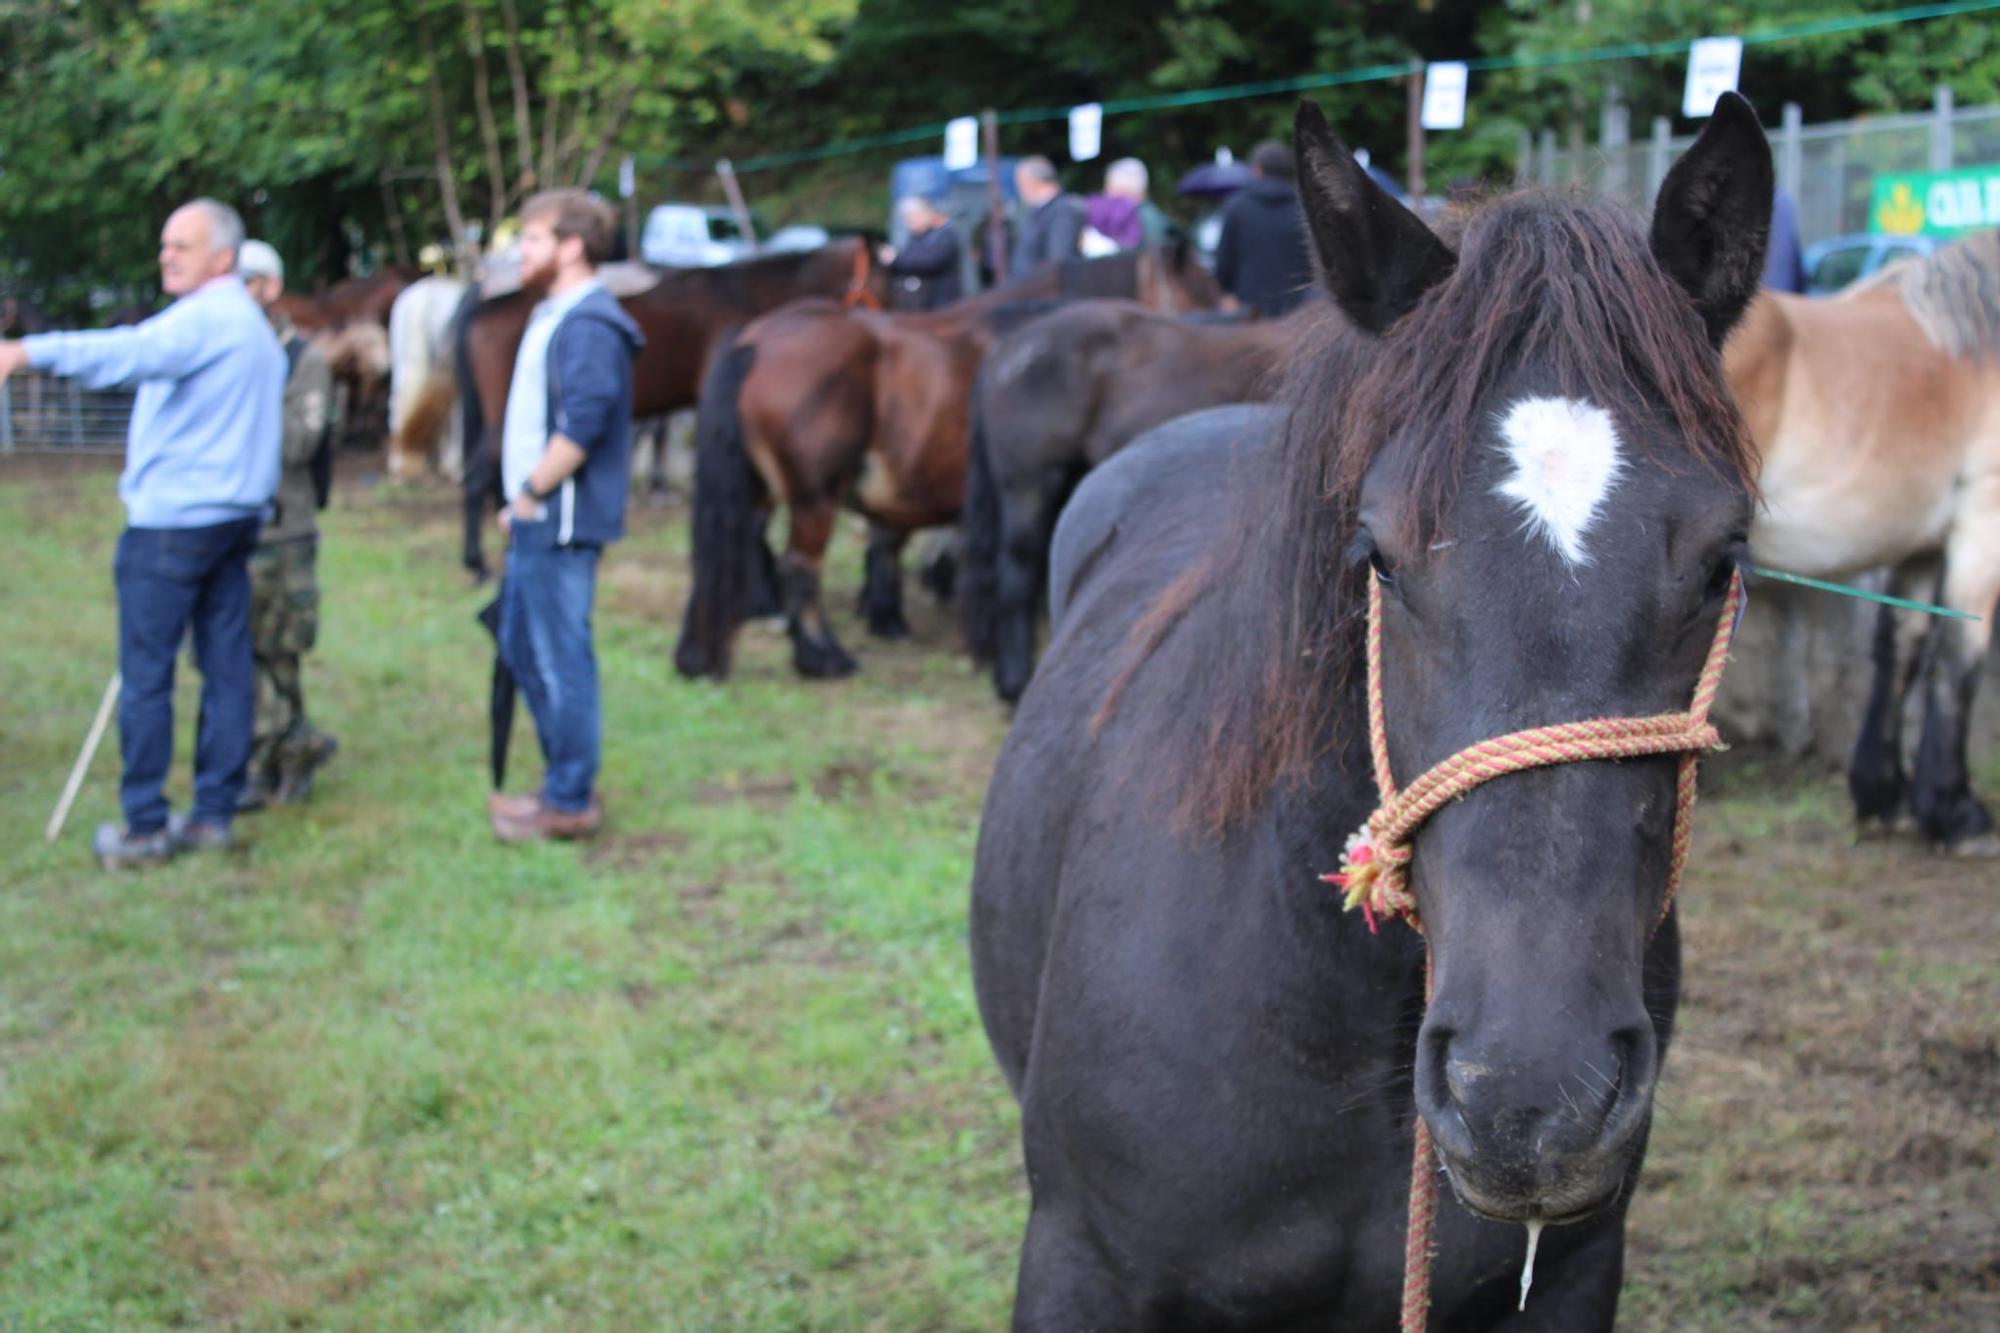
669, 0, 2000, 175
1750, 566, 1981, 622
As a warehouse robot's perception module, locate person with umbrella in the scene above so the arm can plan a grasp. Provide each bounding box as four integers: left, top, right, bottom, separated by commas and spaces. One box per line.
485, 189, 643, 843
1212, 139, 1315, 318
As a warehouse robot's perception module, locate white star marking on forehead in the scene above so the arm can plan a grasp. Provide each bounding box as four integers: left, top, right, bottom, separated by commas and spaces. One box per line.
1493, 396, 1625, 568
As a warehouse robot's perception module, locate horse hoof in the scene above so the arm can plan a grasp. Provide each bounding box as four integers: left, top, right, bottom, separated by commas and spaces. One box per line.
867, 617, 912, 641
797, 645, 859, 679
1946, 831, 2000, 859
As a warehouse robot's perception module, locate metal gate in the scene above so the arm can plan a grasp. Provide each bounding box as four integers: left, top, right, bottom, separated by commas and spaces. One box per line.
0, 371, 133, 456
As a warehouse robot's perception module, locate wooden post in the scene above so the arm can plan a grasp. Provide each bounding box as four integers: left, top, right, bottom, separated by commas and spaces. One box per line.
1405, 61, 1426, 204
983, 109, 1007, 286
715, 159, 759, 247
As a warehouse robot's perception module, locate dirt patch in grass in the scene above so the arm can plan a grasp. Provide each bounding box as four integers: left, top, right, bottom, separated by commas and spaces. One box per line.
1624, 771, 2000, 1330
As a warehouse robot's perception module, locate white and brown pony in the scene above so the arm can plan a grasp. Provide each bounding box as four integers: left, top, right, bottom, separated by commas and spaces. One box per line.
385, 275, 468, 479
1727, 229, 2000, 852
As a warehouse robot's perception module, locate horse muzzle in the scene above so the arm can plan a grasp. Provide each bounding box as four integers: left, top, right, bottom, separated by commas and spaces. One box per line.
1414, 1017, 1658, 1225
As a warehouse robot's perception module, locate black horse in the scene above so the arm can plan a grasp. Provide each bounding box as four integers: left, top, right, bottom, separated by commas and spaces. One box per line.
959, 298, 1302, 702
970, 96, 1771, 1329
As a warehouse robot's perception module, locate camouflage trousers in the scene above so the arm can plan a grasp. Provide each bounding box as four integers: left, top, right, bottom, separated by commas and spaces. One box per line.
248, 536, 328, 793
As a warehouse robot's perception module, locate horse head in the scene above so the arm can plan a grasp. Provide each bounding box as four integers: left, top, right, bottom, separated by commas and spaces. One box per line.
1294, 95, 1770, 1225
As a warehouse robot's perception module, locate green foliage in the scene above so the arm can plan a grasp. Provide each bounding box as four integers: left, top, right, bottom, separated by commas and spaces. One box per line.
4, 0, 1995, 312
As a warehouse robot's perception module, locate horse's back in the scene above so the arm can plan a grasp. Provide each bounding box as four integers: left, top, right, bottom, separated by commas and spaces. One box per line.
1048, 403, 1280, 626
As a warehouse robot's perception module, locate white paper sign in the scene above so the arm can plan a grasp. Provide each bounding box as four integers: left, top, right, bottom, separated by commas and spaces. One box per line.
944, 115, 980, 171
1069, 103, 1103, 162
618, 155, 635, 200
1420, 62, 1468, 131
1682, 37, 1743, 118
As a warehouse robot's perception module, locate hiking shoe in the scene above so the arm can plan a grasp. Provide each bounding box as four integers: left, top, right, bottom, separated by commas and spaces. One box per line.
168, 812, 236, 854
93, 822, 177, 871
491, 794, 604, 844
274, 733, 339, 805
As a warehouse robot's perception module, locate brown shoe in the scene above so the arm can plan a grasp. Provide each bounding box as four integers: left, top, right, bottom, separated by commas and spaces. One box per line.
490, 794, 604, 843
487, 790, 541, 823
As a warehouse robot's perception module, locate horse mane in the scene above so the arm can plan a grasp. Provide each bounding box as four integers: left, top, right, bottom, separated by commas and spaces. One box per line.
1893, 229, 2000, 360
1101, 191, 1758, 835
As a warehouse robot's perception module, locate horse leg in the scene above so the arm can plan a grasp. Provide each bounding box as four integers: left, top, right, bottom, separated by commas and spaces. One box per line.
1910, 520, 2000, 854
1011, 1204, 1132, 1332
782, 502, 858, 679
993, 477, 1065, 704
745, 507, 784, 621
1849, 599, 1912, 835
462, 436, 499, 582
857, 524, 912, 640
1771, 590, 1813, 758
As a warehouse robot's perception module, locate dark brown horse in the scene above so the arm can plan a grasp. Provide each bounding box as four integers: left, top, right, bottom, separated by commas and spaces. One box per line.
972, 97, 1771, 1328
672, 247, 1222, 680
960, 299, 1308, 700
456, 239, 884, 577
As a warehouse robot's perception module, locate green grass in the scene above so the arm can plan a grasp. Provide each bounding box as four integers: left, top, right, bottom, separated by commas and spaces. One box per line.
2, 461, 1994, 1329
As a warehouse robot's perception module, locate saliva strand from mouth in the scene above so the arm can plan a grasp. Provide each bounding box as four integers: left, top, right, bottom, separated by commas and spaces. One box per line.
1518, 1217, 1545, 1312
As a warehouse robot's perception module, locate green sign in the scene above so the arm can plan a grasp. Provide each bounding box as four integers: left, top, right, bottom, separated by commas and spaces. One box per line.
1870, 167, 2000, 237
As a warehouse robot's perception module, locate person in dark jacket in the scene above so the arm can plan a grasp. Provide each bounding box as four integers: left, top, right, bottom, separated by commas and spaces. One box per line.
487, 189, 644, 843
886, 196, 962, 310
1213, 139, 1315, 317
1009, 156, 1087, 280
1762, 187, 1808, 293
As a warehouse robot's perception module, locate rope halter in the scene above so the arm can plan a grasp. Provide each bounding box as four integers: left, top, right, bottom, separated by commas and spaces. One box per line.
1325, 567, 1744, 936
1319, 566, 1744, 1333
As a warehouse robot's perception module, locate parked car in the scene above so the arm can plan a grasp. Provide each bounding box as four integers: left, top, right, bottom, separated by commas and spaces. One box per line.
640, 204, 763, 268
763, 224, 832, 254
1803, 232, 1938, 295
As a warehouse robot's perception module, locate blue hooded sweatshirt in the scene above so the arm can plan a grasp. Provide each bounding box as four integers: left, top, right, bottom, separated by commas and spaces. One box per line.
543, 285, 645, 547
25, 276, 285, 528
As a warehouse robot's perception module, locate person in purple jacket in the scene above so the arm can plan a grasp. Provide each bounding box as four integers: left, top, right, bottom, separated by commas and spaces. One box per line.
0, 199, 284, 869
486, 190, 644, 844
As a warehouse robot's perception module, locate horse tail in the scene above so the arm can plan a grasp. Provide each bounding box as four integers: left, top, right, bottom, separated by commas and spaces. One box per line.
675, 335, 764, 680
391, 373, 456, 477
453, 287, 496, 578
959, 378, 1004, 663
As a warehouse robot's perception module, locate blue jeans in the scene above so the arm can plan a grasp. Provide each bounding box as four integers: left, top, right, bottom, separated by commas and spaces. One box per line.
114, 519, 261, 832
500, 518, 602, 812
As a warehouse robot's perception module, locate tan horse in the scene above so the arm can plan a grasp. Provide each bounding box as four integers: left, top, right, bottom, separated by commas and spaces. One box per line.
1726, 229, 2000, 852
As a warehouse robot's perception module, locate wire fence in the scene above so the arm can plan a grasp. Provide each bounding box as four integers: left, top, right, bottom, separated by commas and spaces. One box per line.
1526, 90, 2000, 247
0, 372, 133, 456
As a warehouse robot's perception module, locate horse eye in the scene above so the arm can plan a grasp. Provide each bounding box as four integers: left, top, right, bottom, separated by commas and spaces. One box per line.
1705, 543, 1746, 598
1370, 549, 1395, 585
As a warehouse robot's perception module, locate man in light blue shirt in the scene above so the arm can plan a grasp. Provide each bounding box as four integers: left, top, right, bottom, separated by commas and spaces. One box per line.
0, 199, 285, 868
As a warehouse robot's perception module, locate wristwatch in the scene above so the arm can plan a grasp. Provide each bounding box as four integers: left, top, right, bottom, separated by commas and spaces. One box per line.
524, 479, 551, 503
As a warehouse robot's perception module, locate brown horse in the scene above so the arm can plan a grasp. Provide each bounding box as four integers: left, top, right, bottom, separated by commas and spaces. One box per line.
455, 239, 884, 577
1726, 229, 2000, 853
960, 300, 1308, 700
270, 268, 421, 332
672, 247, 1222, 680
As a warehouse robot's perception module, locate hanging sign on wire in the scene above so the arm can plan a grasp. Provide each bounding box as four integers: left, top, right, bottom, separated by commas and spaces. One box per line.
1069, 103, 1104, 162
1682, 36, 1744, 117
1420, 62, 1468, 131
944, 115, 980, 171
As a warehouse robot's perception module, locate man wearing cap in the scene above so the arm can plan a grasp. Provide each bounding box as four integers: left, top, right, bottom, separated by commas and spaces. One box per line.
0, 199, 284, 868
237, 240, 339, 809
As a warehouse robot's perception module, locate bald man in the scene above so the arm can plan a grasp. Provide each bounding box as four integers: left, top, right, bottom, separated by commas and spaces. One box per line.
0, 199, 285, 868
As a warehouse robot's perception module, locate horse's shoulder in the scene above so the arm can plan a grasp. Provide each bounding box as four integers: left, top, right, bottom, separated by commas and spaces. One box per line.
1048, 403, 1280, 625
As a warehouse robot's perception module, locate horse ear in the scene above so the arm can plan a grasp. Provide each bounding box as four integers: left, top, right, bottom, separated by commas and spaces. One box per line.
1649, 92, 1773, 347
1293, 98, 1456, 335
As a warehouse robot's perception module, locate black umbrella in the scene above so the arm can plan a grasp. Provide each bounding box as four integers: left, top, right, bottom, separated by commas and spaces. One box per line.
476, 590, 516, 790
1175, 162, 1253, 198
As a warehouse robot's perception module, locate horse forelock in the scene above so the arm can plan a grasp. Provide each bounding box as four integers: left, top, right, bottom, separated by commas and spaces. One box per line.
1114, 192, 1757, 836
1895, 228, 2000, 361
